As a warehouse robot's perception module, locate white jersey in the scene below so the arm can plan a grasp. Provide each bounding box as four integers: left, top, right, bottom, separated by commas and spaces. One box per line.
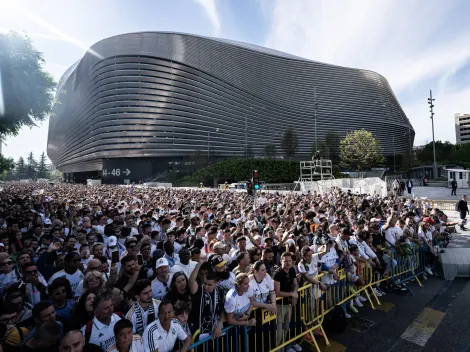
169, 261, 197, 279
320, 248, 338, 285
25, 274, 48, 305
81, 313, 122, 351
107, 335, 144, 352
249, 275, 274, 304
151, 274, 173, 301
48, 269, 84, 295
216, 272, 235, 293
298, 254, 320, 278
224, 287, 253, 319
143, 319, 188, 352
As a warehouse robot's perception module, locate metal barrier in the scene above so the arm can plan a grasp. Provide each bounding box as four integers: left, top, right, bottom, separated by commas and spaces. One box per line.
188, 248, 428, 352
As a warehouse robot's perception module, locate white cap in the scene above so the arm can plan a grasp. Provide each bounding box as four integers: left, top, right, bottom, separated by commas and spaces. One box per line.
108, 236, 117, 247
155, 258, 169, 269
44, 219, 52, 225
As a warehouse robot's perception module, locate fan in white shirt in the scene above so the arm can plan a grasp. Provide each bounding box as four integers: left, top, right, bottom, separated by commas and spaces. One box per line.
249, 261, 276, 315
152, 258, 173, 301
81, 295, 122, 351
169, 249, 196, 279
143, 301, 191, 352
126, 280, 161, 335
224, 273, 256, 327
48, 252, 84, 295
107, 319, 145, 352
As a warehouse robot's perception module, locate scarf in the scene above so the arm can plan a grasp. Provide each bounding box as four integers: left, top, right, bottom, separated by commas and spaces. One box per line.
134, 300, 156, 335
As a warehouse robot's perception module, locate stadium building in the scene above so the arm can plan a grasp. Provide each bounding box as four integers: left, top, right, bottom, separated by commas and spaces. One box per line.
47, 32, 414, 183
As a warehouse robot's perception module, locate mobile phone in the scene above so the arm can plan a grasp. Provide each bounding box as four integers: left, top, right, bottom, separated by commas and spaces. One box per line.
111, 251, 120, 264
137, 254, 143, 265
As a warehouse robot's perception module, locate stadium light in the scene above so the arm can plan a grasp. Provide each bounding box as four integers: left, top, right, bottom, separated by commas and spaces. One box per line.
427, 90, 438, 179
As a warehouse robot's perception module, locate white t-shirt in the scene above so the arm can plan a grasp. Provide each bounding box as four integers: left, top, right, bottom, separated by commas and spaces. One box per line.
224, 287, 253, 319
151, 274, 173, 300
143, 319, 188, 352
169, 261, 197, 279
418, 228, 433, 243
320, 248, 338, 285
25, 274, 48, 305
217, 272, 235, 293
48, 269, 84, 295
384, 227, 403, 246
297, 254, 320, 278
80, 313, 122, 351
107, 335, 144, 352
249, 275, 274, 304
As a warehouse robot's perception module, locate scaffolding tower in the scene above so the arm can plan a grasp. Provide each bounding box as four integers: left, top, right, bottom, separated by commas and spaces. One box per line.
299, 159, 334, 181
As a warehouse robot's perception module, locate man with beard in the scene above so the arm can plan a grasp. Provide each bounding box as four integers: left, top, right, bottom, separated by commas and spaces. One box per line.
261, 247, 278, 277
80, 244, 92, 269
170, 249, 196, 279
116, 255, 140, 297
163, 239, 178, 268
126, 279, 160, 336
211, 255, 235, 295
151, 258, 173, 300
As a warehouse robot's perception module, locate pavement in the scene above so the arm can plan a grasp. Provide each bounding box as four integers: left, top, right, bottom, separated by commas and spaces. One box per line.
403, 186, 470, 201
305, 278, 470, 352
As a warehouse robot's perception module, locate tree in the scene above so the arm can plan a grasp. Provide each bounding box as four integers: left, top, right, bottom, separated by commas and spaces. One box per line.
264, 144, 277, 159
16, 157, 26, 178
0, 31, 56, 136
0, 155, 15, 175
26, 152, 37, 179
281, 128, 299, 159
339, 129, 384, 174
37, 151, 48, 178
319, 133, 340, 164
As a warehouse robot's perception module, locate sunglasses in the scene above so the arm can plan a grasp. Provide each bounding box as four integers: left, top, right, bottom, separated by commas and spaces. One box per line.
0, 261, 13, 266
53, 289, 66, 296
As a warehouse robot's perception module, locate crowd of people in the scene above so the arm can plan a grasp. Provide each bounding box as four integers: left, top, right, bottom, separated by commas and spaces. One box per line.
0, 182, 466, 352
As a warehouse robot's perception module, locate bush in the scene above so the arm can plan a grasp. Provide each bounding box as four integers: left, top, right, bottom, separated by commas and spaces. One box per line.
177, 158, 299, 185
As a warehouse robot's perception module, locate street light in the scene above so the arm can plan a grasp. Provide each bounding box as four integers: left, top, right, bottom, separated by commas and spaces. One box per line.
208, 128, 220, 163
427, 90, 438, 179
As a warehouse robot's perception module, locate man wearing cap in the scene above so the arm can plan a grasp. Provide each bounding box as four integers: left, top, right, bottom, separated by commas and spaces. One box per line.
151, 258, 173, 300
229, 236, 247, 261
211, 255, 235, 295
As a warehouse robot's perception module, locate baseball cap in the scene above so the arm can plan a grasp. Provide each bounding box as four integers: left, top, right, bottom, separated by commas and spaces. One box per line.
44, 219, 52, 225
423, 217, 436, 225
211, 255, 226, 268
155, 257, 169, 269
213, 241, 225, 250
369, 218, 381, 223
108, 236, 117, 247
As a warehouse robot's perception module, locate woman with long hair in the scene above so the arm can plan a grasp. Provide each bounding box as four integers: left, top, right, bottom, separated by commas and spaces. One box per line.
71, 292, 96, 328
248, 261, 276, 314
165, 271, 192, 312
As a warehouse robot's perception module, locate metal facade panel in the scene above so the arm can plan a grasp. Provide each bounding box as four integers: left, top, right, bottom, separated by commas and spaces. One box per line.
47, 32, 414, 172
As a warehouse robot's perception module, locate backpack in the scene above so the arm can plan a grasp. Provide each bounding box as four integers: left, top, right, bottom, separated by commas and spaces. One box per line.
455, 202, 460, 212
323, 305, 347, 333
85, 312, 125, 344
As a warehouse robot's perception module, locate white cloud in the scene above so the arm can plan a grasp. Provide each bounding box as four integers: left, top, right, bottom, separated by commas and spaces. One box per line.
193, 0, 221, 35
265, 0, 470, 144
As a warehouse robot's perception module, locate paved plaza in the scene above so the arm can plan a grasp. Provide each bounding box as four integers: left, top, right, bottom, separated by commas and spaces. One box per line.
401, 186, 470, 201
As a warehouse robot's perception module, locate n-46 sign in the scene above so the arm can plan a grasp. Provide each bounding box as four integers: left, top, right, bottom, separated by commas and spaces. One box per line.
102, 168, 131, 177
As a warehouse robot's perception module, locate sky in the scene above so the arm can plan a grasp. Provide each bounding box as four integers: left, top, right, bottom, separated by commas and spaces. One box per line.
1, 0, 470, 163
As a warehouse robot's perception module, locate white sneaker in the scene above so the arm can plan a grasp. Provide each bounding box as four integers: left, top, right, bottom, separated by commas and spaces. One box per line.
291, 344, 302, 352
373, 288, 383, 297
345, 312, 352, 319
286, 348, 296, 352
354, 297, 364, 307
358, 296, 367, 302
425, 267, 433, 276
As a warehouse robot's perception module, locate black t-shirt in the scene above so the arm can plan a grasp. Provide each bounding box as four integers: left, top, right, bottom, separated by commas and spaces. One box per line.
273, 267, 296, 305
165, 289, 193, 312
189, 285, 225, 335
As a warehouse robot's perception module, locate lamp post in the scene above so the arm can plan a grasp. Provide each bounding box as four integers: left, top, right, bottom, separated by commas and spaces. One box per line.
427, 90, 438, 179
393, 133, 396, 174
313, 87, 319, 152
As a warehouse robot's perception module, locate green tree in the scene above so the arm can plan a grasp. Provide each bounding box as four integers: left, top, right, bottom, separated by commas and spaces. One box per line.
0, 155, 15, 176
37, 151, 48, 178
0, 31, 56, 136
26, 152, 37, 179
281, 128, 299, 159
339, 129, 384, 174
16, 157, 26, 178
264, 144, 277, 159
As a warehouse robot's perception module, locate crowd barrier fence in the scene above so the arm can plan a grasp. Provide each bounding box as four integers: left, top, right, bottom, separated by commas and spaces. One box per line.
188, 245, 433, 352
